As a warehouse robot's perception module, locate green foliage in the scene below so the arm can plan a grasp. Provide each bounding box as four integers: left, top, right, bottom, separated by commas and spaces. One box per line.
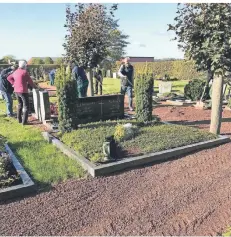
56, 65, 78, 133
0, 55, 16, 64
28, 64, 60, 81
168, 3, 231, 76
61, 121, 217, 163
114, 124, 126, 141
0, 101, 85, 186
54, 58, 63, 65
30, 58, 45, 65
64, 4, 129, 68
135, 74, 153, 123
184, 79, 210, 101
0, 153, 21, 188
114, 60, 205, 80
43, 57, 54, 64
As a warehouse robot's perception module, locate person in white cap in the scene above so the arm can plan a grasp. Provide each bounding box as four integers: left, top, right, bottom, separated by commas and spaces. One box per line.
7, 60, 37, 125
118, 57, 134, 111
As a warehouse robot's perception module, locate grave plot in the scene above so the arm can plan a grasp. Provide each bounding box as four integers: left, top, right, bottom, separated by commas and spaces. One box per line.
43, 120, 229, 177
0, 144, 36, 201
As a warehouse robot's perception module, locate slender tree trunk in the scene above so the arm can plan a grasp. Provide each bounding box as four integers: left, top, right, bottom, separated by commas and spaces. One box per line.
210, 74, 224, 135
87, 69, 94, 96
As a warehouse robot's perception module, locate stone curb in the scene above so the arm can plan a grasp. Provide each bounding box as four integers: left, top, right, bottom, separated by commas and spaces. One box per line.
0, 144, 36, 201
42, 129, 230, 177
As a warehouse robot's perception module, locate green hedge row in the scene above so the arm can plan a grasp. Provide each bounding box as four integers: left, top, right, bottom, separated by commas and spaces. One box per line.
0, 64, 59, 81
114, 60, 206, 81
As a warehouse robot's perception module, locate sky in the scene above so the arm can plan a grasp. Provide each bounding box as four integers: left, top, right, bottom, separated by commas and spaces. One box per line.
0, 3, 184, 61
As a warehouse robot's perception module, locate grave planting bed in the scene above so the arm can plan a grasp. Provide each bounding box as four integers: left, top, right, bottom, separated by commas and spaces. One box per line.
0, 144, 36, 201
43, 120, 229, 177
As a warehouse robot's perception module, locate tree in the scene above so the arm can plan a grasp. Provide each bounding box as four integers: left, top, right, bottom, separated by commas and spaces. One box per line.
63, 3, 129, 95
44, 57, 54, 64
55, 58, 63, 65
1, 55, 16, 63
168, 3, 231, 134
30, 58, 45, 65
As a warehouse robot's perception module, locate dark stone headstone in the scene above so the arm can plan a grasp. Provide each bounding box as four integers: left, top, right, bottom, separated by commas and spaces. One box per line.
75, 94, 124, 124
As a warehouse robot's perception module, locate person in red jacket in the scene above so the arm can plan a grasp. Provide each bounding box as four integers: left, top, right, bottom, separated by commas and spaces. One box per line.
7, 60, 37, 125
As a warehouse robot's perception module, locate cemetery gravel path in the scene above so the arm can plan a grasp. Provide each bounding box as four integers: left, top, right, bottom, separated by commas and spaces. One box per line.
1, 107, 231, 235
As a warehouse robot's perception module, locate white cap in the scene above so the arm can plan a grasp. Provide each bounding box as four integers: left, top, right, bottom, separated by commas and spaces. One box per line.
18, 60, 27, 69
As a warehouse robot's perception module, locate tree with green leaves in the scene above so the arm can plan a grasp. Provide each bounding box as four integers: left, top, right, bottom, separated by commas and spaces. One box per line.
44, 57, 54, 64
1, 55, 16, 64
63, 3, 129, 95
55, 58, 63, 65
30, 58, 45, 65
168, 3, 231, 134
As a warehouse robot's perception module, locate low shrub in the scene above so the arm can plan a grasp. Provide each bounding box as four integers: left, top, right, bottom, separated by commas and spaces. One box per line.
184, 79, 210, 101
60, 121, 217, 163
0, 152, 21, 188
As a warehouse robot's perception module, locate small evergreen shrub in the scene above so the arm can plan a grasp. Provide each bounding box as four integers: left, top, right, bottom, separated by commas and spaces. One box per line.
135, 73, 154, 123
184, 79, 210, 101
56, 65, 78, 133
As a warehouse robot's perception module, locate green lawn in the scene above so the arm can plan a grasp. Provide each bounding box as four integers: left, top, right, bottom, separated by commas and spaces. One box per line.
102, 78, 188, 95
60, 120, 217, 163
44, 78, 188, 102
0, 100, 85, 187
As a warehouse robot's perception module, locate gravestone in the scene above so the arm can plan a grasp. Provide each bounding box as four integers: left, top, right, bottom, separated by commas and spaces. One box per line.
75, 94, 124, 124
28, 91, 34, 114
39, 91, 51, 121
106, 70, 112, 78
113, 72, 117, 79
32, 89, 41, 120
158, 81, 172, 95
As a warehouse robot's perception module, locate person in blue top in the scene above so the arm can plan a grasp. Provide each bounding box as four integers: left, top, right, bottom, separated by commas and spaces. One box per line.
49, 69, 56, 86
71, 61, 89, 98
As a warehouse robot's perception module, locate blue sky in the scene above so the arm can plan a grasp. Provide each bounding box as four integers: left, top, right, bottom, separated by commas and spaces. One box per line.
0, 3, 184, 60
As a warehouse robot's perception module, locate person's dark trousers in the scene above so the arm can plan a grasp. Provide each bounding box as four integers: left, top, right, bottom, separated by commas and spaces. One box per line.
1, 91, 13, 116
15, 93, 29, 125
121, 85, 133, 108
95, 79, 103, 95
49, 75, 54, 86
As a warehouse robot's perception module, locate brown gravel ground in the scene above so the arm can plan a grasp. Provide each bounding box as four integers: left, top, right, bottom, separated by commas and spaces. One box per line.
2, 95, 231, 235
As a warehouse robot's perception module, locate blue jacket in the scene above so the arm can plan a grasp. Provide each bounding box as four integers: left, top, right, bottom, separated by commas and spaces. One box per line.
49, 69, 56, 79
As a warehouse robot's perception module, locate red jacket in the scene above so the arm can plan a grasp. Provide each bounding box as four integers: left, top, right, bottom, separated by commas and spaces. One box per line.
7, 68, 34, 93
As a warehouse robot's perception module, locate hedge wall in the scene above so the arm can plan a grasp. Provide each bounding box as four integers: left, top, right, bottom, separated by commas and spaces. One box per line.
0, 64, 60, 81
114, 60, 206, 81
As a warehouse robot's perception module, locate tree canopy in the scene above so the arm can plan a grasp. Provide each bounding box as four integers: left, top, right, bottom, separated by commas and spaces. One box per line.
63, 3, 129, 69
44, 57, 54, 64
168, 3, 231, 76
30, 58, 45, 65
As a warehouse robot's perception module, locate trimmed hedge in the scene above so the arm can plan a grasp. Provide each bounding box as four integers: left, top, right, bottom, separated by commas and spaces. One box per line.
114, 60, 206, 81
135, 73, 153, 123
56, 65, 78, 133
0, 64, 60, 81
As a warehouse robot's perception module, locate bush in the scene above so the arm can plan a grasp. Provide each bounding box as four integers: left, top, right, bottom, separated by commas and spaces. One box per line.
112, 60, 206, 81
135, 73, 153, 123
184, 79, 210, 101
56, 65, 78, 133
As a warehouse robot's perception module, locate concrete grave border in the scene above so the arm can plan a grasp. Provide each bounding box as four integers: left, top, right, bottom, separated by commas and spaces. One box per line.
42, 123, 230, 177
0, 144, 36, 201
